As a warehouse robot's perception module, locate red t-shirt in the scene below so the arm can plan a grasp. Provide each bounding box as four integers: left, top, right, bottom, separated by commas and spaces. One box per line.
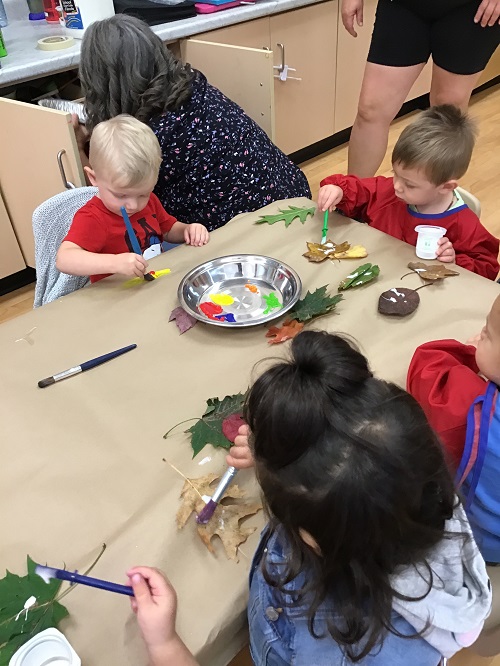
64, 193, 177, 282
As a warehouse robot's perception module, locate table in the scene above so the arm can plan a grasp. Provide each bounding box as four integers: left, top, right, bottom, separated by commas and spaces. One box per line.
1, 198, 498, 665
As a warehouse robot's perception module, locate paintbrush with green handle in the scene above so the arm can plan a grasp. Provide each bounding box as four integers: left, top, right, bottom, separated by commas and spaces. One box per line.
321, 210, 329, 245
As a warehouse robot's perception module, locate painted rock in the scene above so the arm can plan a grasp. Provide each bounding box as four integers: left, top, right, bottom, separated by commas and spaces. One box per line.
378, 287, 420, 317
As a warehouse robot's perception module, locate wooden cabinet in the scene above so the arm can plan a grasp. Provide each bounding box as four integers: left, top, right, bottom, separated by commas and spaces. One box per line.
0, 191, 25, 279
334, 0, 432, 132
0, 98, 85, 268
183, 1, 338, 154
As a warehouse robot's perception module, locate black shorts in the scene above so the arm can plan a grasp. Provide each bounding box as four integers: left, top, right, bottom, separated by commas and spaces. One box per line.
368, 0, 500, 75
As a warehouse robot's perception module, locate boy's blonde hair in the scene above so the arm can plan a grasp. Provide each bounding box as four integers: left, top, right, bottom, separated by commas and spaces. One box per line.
89, 114, 162, 188
392, 105, 477, 185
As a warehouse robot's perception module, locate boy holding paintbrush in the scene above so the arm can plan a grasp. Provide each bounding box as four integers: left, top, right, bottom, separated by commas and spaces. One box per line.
57, 115, 209, 283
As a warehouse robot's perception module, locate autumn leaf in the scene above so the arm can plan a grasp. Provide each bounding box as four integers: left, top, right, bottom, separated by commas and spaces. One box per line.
197, 503, 262, 561
169, 306, 197, 334
266, 319, 304, 344
176, 473, 245, 529
303, 239, 368, 263
255, 205, 316, 228
289, 285, 343, 322
222, 414, 245, 443
404, 262, 460, 281
338, 263, 380, 291
0, 557, 69, 665
378, 287, 420, 317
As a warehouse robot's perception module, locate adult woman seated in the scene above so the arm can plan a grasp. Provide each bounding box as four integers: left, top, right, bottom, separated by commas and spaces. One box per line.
77, 15, 311, 231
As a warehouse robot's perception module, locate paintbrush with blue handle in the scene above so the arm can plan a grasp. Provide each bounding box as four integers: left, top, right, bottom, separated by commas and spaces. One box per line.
35, 563, 134, 596
120, 206, 155, 281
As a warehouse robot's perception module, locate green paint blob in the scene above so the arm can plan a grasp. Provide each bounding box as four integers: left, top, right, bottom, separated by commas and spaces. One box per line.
263, 292, 282, 315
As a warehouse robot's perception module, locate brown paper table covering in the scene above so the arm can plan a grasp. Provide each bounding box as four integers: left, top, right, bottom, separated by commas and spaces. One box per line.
0, 197, 498, 665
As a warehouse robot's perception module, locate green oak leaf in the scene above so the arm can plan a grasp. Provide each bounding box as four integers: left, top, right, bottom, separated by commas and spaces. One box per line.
255, 205, 316, 228
338, 263, 380, 291
185, 392, 247, 458
288, 285, 343, 322
0, 556, 69, 665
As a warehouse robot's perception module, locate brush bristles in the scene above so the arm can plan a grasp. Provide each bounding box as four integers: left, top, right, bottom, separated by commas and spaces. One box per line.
196, 499, 217, 524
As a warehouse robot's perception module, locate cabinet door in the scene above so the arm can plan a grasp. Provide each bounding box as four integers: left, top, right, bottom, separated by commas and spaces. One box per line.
334, 0, 432, 132
270, 1, 338, 154
192, 17, 270, 49
0, 99, 85, 268
182, 39, 275, 139
0, 191, 25, 279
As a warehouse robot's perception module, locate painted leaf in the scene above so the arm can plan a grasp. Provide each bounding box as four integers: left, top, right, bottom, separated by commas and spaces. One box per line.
169, 306, 197, 334
176, 473, 245, 529
289, 285, 344, 323
0, 557, 69, 665
266, 319, 305, 344
378, 287, 420, 317
255, 205, 316, 228
303, 240, 368, 263
197, 503, 262, 561
222, 414, 245, 443
185, 393, 248, 457
405, 262, 460, 281
338, 263, 380, 291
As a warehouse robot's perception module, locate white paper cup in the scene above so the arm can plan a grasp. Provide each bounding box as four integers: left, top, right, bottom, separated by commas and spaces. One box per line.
414, 225, 447, 260
9, 628, 80, 666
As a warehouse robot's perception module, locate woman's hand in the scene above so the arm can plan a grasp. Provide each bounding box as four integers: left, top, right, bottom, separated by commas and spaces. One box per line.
226, 424, 255, 469
341, 0, 364, 37
475, 0, 500, 26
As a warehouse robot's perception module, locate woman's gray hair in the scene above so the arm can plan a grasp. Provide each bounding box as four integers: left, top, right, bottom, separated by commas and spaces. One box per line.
80, 14, 195, 131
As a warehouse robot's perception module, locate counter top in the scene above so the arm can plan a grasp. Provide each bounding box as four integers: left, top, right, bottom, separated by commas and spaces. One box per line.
0, 0, 323, 89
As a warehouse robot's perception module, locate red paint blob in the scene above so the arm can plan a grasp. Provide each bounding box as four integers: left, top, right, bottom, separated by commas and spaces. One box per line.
200, 302, 223, 320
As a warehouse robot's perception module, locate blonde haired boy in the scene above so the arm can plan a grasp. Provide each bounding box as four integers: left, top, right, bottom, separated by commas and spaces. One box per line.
317, 105, 499, 280
57, 115, 209, 283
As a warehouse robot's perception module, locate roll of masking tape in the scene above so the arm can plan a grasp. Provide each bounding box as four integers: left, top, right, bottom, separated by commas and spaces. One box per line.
37, 36, 75, 51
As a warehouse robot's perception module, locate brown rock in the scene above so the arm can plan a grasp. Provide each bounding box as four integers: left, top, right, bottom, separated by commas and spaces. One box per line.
378, 287, 420, 317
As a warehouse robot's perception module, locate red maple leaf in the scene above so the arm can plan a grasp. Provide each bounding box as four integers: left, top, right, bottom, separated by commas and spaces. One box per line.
265, 319, 304, 344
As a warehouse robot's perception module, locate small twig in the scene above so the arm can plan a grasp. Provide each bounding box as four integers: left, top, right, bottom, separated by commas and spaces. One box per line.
163, 418, 198, 439
162, 458, 204, 500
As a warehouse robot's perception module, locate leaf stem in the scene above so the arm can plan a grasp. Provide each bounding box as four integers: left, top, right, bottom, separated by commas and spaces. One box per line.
163, 418, 198, 439
55, 543, 107, 602
163, 459, 204, 500
414, 283, 433, 292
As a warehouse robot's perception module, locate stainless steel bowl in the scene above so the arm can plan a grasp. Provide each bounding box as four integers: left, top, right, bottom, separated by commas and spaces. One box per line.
178, 254, 302, 328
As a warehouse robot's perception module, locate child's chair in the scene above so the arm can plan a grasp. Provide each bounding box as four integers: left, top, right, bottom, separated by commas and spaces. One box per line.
456, 187, 481, 218
33, 187, 98, 308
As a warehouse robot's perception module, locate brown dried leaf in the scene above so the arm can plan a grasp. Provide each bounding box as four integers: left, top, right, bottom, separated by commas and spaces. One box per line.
197, 502, 262, 561
406, 262, 460, 281
303, 240, 367, 263
176, 473, 245, 528
266, 319, 305, 344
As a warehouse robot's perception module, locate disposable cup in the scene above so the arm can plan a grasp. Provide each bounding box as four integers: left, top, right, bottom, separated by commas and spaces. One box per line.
414, 225, 447, 260
9, 628, 80, 666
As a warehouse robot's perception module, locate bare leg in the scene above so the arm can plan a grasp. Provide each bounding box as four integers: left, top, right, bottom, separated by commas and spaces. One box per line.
429, 63, 483, 109
348, 62, 426, 177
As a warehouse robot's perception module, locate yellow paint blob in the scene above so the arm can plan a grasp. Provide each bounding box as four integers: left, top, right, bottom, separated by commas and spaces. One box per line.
210, 293, 234, 306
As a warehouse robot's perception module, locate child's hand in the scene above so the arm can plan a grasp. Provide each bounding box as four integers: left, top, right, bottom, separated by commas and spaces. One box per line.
128, 567, 178, 651
184, 224, 209, 247
317, 185, 343, 212
226, 424, 255, 469
113, 253, 148, 277
436, 237, 455, 263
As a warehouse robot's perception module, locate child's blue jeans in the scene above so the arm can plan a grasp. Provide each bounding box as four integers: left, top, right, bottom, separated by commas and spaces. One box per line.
248, 527, 441, 666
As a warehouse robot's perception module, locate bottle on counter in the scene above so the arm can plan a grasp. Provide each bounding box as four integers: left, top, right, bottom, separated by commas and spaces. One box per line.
61, 0, 114, 38
0, 0, 8, 28
43, 0, 60, 22
0, 27, 7, 57
26, 0, 46, 20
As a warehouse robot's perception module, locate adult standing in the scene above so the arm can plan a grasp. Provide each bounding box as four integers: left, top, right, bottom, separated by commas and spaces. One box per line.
76, 15, 311, 232
342, 0, 500, 177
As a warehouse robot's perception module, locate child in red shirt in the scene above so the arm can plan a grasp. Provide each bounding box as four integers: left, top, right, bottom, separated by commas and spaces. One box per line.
317, 106, 499, 280
408, 295, 500, 563
57, 115, 209, 283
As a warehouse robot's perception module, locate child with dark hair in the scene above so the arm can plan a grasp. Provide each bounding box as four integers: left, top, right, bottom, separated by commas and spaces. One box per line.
317, 105, 499, 279
228, 331, 491, 664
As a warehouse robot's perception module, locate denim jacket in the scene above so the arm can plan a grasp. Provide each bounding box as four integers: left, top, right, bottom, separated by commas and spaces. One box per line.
247, 519, 488, 666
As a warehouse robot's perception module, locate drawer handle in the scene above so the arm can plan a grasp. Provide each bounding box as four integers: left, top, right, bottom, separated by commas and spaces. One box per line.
57, 150, 76, 190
